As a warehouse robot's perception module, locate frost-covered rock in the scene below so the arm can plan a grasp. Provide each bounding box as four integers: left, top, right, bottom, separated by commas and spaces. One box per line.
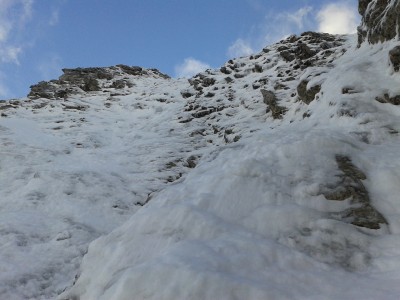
358, 0, 400, 44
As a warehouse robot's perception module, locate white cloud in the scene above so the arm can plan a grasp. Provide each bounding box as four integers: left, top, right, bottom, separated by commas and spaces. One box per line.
317, 2, 359, 34
0, 0, 34, 64
227, 39, 254, 58
175, 58, 211, 78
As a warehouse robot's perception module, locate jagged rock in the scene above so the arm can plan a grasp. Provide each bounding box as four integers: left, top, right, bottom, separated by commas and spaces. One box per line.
389, 46, 400, 71
186, 156, 197, 168
191, 106, 224, 118
27, 65, 169, 99
295, 42, 316, 60
375, 93, 400, 105
280, 50, 295, 62
252, 64, 263, 73
225, 77, 233, 83
181, 91, 194, 98
297, 80, 321, 104
260, 89, 286, 119
323, 155, 387, 230
81, 78, 100, 92
358, 0, 400, 44
359, 0, 372, 15
28, 81, 59, 99
220, 66, 231, 74
111, 80, 127, 89
234, 73, 245, 79
205, 92, 215, 98
116, 65, 143, 76
148, 68, 171, 79
60, 67, 113, 83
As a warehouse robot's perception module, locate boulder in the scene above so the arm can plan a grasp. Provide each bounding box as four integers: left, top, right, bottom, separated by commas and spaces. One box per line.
323, 155, 387, 230
260, 89, 287, 119
297, 80, 321, 104
375, 93, 400, 105
389, 46, 400, 71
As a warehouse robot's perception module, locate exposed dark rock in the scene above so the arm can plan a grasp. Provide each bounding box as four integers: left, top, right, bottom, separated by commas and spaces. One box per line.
186, 156, 197, 168
253, 64, 263, 73
389, 46, 400, 71
61, 103, 88, 111
358, 0, 400, 45
81, 78, 100, 92
220, 66, 231, 74
181, 91, 194, 98
225, 77, 233, 83
191, 106, 224, 118
111, 80, 127, 89
342, 87, 359, 94
60, 67, 113, 83
116, 65, 143, 76
28, 81, 60, 99
261, 89, 287, 119
205, 92, 215, 98
323, 155, 387, 230
148, 68, 171, 79
280, 50, 295, 62
375, 93, 400, 105
297, 80, 321, 104
295, 43, 316, 60
188, 75, 216, 92
234, 73, 245, 79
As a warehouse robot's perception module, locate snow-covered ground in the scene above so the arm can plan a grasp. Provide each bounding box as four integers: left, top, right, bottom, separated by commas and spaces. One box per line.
1, 32, 400, 299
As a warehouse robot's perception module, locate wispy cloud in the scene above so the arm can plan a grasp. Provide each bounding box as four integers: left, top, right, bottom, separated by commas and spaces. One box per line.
228, 39, 254, 58
175, 58, 211, 78
0, 0, 34, 96
227, 6, 314, 59
0, 0, 33, 54
317, 2, 359, 34
48, 0, 66, 26
227, 2, 359, 59
49, 9, 60, 26
0, 0, 66, 97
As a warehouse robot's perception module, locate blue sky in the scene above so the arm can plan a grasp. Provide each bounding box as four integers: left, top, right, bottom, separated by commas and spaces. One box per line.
0, 0, 359, 98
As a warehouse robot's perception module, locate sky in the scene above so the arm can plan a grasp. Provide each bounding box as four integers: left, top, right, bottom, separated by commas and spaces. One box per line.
0, 0, 360, 99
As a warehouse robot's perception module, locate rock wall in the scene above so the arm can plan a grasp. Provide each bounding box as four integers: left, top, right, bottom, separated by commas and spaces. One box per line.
358, 0, 400, 44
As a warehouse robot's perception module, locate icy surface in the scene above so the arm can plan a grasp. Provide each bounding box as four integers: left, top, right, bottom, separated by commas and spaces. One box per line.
1, 33, 400, 299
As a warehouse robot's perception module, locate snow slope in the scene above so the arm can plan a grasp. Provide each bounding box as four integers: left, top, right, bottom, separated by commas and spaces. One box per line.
59, 36, 400, 299
1, 31, 400, 299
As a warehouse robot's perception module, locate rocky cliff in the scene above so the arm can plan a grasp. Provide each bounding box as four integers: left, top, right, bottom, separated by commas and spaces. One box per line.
358, 0, 400, 44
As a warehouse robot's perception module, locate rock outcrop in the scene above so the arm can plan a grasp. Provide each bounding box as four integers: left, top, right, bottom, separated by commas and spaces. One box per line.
28, 65, 169, 100
358, 0, 400, 45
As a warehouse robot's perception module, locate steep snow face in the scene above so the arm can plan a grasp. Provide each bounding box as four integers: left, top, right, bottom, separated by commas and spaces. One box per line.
0, 71, 196, 299
60, 36, 400, 300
